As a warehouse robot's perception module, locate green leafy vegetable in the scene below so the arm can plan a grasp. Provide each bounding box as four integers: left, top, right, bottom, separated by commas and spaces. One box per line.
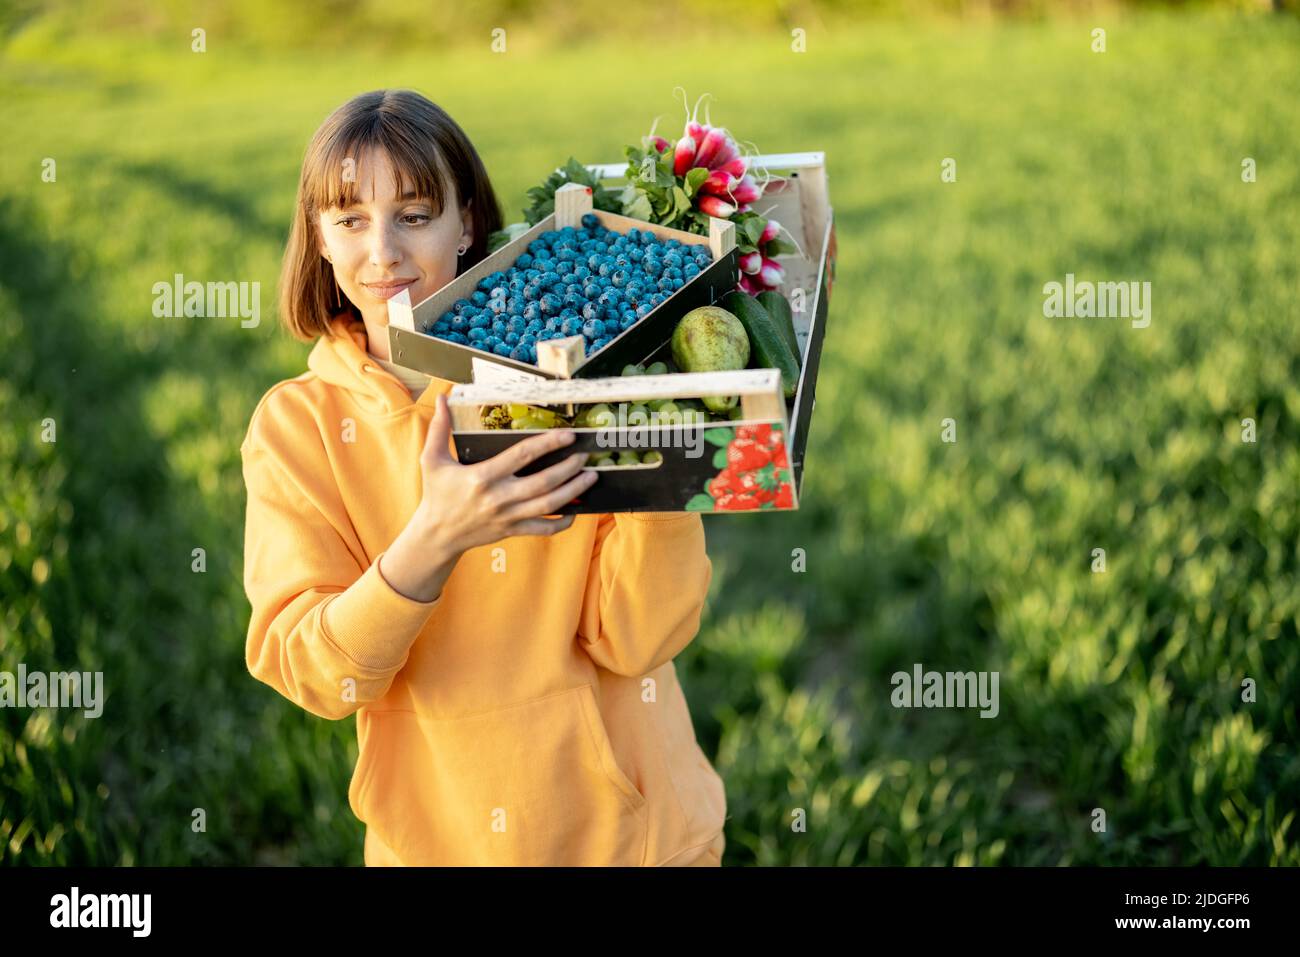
522, 157, 623, 226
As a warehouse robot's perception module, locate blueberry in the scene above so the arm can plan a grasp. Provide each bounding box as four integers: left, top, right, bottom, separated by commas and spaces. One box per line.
540, 293, 562, 314
450, 315, 471, 333
611, 270, 628, 287
468, 327, 488, 342
684, 263, 700, 278
494, 342, 513, 357
581, 318, 603, 339
470, 313, 491, 329
561, 317, 584, 336
471, 291, 488, 307
505, 332, 520, 346
445, 331, 468, 345
491, 319, 508, 337
517, 253, 534, 269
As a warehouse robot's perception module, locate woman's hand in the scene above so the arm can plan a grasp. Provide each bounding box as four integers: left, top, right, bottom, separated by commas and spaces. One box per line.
378, 393, 597, 603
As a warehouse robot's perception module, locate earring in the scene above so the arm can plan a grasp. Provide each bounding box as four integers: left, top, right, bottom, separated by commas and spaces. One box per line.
457, 243, 467, 256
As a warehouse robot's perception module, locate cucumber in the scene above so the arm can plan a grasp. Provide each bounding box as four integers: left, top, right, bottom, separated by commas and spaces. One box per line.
757, 291, 801, 366
721, 291, 800, 400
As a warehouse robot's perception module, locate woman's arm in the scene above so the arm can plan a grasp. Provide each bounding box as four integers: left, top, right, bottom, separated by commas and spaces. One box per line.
576, 512, 713, 677
242, 447, 440, 720
242, 392, 598, 718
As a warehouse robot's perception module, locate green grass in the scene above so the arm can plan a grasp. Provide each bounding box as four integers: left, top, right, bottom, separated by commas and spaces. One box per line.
2, 11, 1298, 865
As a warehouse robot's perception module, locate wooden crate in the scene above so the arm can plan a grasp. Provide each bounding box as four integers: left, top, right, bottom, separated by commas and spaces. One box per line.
448, 370, 798, 513
580, 151, 835, 500
383, 184, 738, 383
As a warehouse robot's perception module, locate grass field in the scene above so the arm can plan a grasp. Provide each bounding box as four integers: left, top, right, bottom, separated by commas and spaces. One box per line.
2, 11, 1298, 865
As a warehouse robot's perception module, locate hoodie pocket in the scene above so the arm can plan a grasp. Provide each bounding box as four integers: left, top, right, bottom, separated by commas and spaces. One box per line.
351, 685, 648, 866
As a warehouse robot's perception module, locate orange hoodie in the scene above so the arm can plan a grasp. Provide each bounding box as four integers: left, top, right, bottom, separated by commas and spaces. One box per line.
240, 315, 726, 866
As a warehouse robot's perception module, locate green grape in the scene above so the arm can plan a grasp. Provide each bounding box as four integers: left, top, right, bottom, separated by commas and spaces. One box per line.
621, 364, 643, 376
641, 450, 663, 465
590, 453, 615, 467
589, 406, 617, 428
616, 450, 640, 467
645, 361, 668, 376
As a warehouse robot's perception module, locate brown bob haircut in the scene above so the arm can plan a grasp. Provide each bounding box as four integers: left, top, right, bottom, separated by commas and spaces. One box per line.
278, 89, 504, 341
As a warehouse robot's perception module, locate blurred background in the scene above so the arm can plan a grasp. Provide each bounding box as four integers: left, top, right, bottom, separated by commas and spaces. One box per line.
1, 0, 1297, 865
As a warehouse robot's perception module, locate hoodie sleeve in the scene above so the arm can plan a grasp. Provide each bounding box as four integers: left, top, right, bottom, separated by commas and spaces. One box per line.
241, 445, 440, 720
577, 512, 712, 677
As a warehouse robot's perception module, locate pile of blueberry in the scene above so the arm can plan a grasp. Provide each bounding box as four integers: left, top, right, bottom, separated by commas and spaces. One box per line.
419, 212, 714, 365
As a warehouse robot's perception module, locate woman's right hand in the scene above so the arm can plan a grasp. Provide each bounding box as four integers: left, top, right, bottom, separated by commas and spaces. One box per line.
378, 392, 598, 603
418, 391, 597, 549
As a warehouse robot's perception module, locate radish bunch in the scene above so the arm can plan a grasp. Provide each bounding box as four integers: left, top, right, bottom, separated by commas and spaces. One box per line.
664, 121, 762, 219
737, 218, 786, 294
623, 91, 792, 294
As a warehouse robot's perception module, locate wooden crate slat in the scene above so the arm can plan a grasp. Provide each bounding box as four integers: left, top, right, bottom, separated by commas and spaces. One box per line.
448, 368, 781, 406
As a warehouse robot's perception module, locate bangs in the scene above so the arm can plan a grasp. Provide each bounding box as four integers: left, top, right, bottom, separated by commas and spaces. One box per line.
308, 119, 452, 216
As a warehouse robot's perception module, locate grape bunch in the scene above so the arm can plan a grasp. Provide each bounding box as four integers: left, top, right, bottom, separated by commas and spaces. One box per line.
421, 213, 715, 365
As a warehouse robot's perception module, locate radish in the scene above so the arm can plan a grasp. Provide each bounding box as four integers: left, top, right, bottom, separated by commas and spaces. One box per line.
709, 137, 739, 170
699, 169, 736, 196
721, 155, 748, 179
652, 136, 670, 153
697, 194, 736, 218
673, 136, 697, 177
739, 251, 762, 275
694, 127, 729, 169
738, 273, 761, 294
731, 175, 761, 204
759, 257, 785, 287
686, 121, 708, 147
759, 219, 780, 245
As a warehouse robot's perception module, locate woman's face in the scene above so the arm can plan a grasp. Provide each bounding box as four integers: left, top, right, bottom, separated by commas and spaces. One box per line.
317, 146, 471, 354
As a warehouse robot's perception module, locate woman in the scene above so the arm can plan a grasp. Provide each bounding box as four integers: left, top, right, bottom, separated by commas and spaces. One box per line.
241, 89, 727, 866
